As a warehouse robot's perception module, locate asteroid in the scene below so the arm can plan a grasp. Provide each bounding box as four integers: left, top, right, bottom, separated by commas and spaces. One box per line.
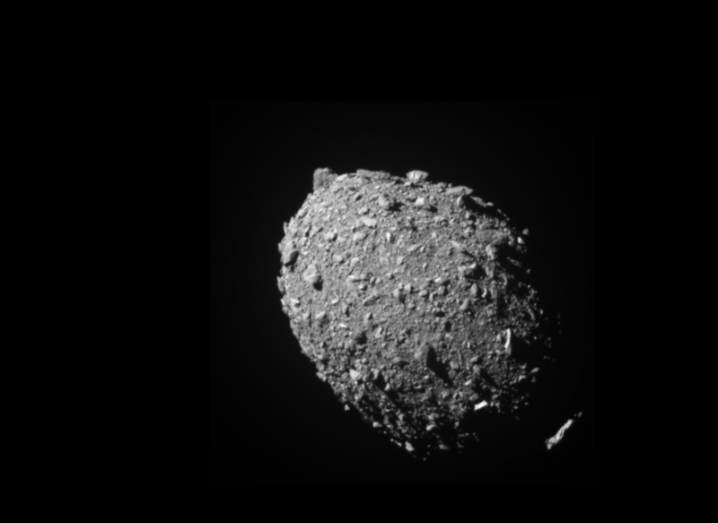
277, 168, 561, 459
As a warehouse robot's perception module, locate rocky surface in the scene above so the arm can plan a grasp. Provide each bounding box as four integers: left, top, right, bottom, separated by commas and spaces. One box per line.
277, 168, 558, 459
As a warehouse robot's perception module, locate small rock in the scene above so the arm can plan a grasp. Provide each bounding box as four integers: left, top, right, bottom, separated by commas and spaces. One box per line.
357, 206, 369, 215
373, 422, 382, 428
353, 232, 366, 242
393, 288, 405, 303
406, 170, 429, 182
450, 240, 467, 253
545, 418, 576, 450
303, 264, 322, 288
446, 185, 473, 196
282, 248, 299, 266
313, 167, 337, 190
378, 195, 396, 210
459, 299, 471, 312
407, 244, 421, 253
405, 442, 415, 452
333, 254, 344, 263
470, 283, 479, 297
362, 295, 379, 306
360, 216, 377, 228
324, 231, 337, 241
415, 197, 425, 206
349, 369, 361, 380
474, 401, 488, 411
434, 277, 448, 286
426, 424, 436, 432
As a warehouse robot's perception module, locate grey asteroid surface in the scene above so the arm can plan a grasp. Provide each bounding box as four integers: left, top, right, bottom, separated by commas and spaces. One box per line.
277, 168, 558, 459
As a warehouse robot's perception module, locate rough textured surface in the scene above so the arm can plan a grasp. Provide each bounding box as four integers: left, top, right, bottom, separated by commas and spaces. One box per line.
278, 168, 558, 459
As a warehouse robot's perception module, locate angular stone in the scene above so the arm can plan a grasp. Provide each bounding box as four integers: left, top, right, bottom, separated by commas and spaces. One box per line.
313, 167, 337, 190
349, 369, 361, 380
360, 216, 377, 228
362, 294, 379, 306
378, 194, 396, 210
446, 185, 473, 196
545, 418, 576, 450
282, 247, 299, 266
406, 170, 429, 182
303, 264, 322, 287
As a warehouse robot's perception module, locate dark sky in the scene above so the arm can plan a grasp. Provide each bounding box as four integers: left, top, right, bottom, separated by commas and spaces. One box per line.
210, 101, 593, 483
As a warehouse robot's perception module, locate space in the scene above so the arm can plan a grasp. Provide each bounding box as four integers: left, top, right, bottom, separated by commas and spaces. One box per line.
210, 101, 593, 483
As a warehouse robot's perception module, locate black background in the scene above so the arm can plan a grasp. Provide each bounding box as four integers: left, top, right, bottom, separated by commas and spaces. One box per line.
210, 101, 593, 483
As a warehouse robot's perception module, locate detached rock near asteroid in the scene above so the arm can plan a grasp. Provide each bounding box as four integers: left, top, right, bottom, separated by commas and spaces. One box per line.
278, 168, 560, 459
